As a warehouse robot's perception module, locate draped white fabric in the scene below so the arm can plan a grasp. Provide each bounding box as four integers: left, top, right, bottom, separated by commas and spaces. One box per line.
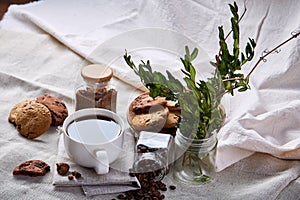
1, 0, 300, 199
2, 0, 300, 172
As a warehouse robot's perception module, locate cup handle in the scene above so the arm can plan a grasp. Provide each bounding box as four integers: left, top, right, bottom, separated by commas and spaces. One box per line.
94, 150, 109, 174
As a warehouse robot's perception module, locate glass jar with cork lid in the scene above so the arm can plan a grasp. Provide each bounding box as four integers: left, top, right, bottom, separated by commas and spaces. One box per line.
75, 64, 117, 112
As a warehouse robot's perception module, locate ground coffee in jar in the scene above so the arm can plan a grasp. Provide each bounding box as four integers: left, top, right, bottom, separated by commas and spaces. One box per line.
75, 64, 117, 112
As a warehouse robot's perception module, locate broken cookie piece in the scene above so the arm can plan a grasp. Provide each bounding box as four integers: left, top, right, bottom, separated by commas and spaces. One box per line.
13, 160, 50, 177
56, 162, 70, 176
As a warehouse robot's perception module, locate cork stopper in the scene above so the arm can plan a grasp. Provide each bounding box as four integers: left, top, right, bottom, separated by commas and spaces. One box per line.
81, 64, 113, 83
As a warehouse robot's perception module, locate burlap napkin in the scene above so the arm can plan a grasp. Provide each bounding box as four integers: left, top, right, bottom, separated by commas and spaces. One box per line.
53, 130, 140, 196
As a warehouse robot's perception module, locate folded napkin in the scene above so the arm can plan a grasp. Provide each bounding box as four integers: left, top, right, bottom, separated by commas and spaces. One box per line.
53, 131, 140, 196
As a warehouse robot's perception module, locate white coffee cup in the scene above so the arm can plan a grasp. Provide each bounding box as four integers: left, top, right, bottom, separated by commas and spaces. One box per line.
62, 108, 124, 174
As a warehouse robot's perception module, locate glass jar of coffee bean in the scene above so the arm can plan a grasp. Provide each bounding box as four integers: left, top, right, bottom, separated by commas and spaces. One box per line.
75, 64, 117, 112
132, 151, 166, 181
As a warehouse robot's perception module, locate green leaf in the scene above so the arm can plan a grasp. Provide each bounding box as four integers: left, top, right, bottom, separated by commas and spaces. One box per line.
231, 18, 239, 39
181, 69, 190, 77
218, 26, 225, 40
245, 76, 250, 84
245, 43, 254, 60
181, 58, 190, 72
185, 46, 191, 61
145, 60, 152, 73
238, 87, 248, 92
210, 61, 217, 67
229, 4, 235, 15
191, 48, 199, 61
184, 77, 196, 91
234, 39, 239, 58
229, 2, 239, 19
189, 64, 196, 82
241, 53, 246, 64
249, 38, 256, 48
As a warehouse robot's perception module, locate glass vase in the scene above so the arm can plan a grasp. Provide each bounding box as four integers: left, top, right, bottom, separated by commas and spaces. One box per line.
172, 130, 217, 185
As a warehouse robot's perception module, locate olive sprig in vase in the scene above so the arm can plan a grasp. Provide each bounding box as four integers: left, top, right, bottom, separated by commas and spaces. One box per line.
124, 1, 299, 184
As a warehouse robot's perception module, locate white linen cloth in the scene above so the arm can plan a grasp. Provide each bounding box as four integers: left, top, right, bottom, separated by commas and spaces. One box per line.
1, 1, 300, 199
1, 0, 300, 172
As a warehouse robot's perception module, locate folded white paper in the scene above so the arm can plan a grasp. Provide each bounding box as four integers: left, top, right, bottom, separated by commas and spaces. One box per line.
137, 131, 173, 149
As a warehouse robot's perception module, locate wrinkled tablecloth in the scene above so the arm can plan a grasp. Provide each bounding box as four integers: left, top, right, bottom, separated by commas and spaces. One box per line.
1, 0, 300, 199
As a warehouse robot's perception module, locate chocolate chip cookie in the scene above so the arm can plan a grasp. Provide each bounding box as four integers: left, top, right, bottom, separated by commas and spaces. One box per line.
36, 94, 68, 126
131, 92, 167, 115
166, 100, 181, 111
13, 101, 52, 139
163, 111, 181, 129
13, 160, 50, 177
8, 99, 36, 124
130, 106, 169, 132
128, 93, 181, 135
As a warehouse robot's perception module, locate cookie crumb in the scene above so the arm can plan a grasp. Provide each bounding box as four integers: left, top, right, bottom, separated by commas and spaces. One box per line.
68, 175, 74, 180
56, 162, 70, 176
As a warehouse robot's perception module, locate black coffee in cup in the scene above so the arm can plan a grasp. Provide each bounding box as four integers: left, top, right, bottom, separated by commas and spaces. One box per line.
66, 115, 121, 144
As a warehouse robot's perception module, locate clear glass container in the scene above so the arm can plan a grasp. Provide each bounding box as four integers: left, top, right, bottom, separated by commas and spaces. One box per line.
75, 64, 117, 112
173, 130, 217, 185
132, 151, 166, 181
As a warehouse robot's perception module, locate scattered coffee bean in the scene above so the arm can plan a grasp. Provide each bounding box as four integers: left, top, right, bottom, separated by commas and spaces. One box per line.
56, 162, 70, 176
56, 162, 83, 181
68, 175, 74, 180
137, 145, 159, 153
117, 194, 125, 199
71, 171, 82, 179
114, 167, 171, 200
112, 133, 175, 199
169, 185, 176, 190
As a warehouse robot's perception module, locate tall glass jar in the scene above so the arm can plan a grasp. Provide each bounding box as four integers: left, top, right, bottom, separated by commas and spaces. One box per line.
75, 64, 117, 112
173, 130, 217, 185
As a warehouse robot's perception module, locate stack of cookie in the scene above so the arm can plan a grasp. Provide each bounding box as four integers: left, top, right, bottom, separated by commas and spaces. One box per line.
127, 93, 180, 136
8, 94, 68, 139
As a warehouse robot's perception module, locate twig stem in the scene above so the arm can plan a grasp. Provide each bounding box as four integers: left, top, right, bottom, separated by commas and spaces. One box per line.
246, 32, 300, 79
